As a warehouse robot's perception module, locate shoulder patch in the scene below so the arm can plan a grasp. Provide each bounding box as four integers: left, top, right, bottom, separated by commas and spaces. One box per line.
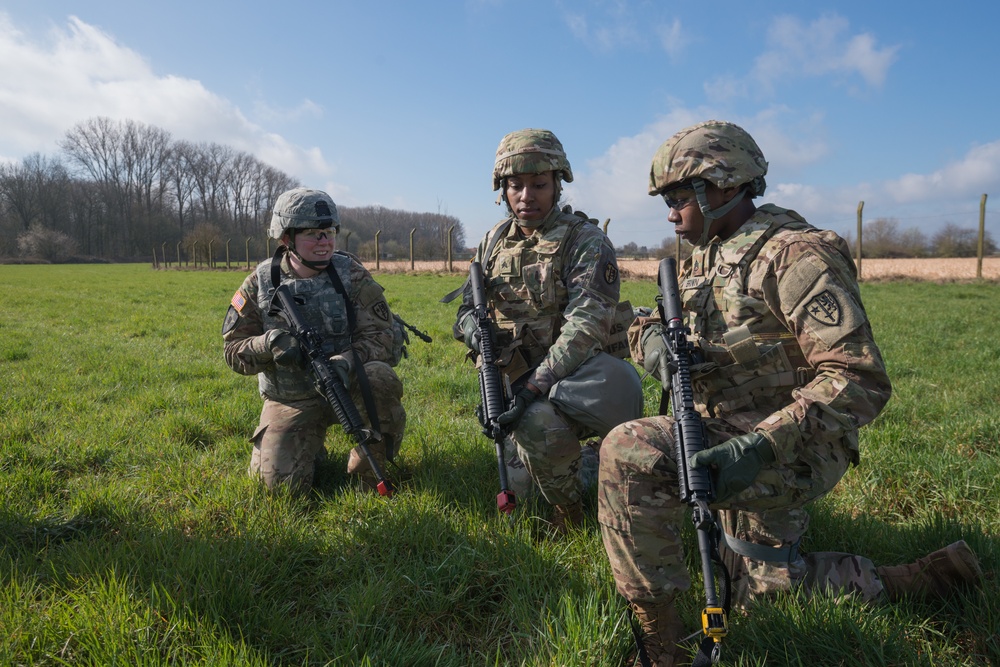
231, 289, 248, 313
604, 261, 619, 285
804, 290, 841, 326
222, 306, 240, 334
372, 300, 390, 322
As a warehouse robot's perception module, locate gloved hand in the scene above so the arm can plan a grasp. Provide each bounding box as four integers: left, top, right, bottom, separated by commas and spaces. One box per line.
328, 353, 354, 387
497, 385, 540, 430
689, 432, 776, 502
640, 324, 669, 380
460, 312, 481, 354
269, 331, 303, 367
246, 329, 301, 366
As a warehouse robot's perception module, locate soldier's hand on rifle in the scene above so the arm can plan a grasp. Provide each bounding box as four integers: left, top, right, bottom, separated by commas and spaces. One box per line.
328, 353, 354, 386
690, 432, 776, 502
640, 324, 669, 381
497, 384, 541, 430
460, 312, 481, 353
246, 329, 302, 367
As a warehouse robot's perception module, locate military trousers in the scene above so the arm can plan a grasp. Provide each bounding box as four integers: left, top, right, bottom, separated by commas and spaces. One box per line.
249, 361, 405, 493
508, 396, 592, 507
597, 415, 884, 607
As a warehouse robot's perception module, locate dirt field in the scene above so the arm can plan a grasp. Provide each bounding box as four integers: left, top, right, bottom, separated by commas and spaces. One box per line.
372, 257, 1000, 282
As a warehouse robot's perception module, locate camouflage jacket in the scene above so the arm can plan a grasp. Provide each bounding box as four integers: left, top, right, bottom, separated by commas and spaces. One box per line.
456, 205, 620, 394
223, 251, 395, 400
630, 204, 891, 465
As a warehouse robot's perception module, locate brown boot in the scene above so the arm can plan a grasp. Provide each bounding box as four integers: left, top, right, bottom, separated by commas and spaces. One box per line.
876, 540, 982, 601
631, 601, 687, 667
550, 501, 585, 535
346, 441, 388, 491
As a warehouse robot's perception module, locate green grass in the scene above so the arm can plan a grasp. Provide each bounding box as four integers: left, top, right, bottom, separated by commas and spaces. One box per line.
0, 265, 996, 666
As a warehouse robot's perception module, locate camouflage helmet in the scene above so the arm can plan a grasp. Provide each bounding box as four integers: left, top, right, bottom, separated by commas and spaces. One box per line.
492, 128, 573, 191
648, 120, 768, 197
268, 188, 340, 239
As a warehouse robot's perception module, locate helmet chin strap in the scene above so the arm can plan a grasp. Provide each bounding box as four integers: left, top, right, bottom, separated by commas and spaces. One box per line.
691, 179, 747, 246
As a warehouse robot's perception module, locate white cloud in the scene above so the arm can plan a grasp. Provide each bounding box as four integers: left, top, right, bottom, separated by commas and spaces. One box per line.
0, 13, 334, 183
755, 14, 900, 90
885, 140, 1000, 203
655, 18, 690, 61
708, 14, 900, 101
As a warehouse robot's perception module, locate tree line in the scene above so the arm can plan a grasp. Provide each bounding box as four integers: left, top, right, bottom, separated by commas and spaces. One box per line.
615, 216, 996, 260
0, 116, 467, 264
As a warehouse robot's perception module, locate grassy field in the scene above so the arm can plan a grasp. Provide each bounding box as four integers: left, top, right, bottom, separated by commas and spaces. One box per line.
0, 264, 997, 666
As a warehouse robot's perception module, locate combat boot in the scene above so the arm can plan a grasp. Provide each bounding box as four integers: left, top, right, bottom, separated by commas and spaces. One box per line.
631, 601, 687, 667
876, 540, 982, 601
550, 501, 585, 535
346, 441, 388, 491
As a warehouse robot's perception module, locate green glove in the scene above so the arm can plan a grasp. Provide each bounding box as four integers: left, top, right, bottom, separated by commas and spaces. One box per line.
689, 433, 776, 502
497, 386, 540, 430
459, 312, 481, 353
328, 353, 354, 387
269, 331, 303, 367
640, 324, 669, 380
246, 329, 301, 366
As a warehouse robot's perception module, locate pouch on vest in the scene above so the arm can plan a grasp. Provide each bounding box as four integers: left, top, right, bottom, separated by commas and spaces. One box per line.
549, 352, 643, 437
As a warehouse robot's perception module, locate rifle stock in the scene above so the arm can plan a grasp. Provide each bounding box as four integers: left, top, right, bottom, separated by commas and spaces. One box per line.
657, 257, 728, 662
270, 283, 393, 497
469, 261, 516, 514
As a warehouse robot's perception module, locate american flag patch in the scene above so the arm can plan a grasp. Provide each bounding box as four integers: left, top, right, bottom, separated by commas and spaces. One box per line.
231, 290, 247, 312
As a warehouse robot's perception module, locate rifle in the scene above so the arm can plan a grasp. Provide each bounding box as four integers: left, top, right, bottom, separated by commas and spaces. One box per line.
269, 282, 394, 497
655, 257, 728, 666
468, 261, 516, 514
393, 313, 433, 344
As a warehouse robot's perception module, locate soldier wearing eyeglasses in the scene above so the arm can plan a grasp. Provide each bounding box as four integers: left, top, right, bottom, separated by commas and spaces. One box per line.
222, 187, 405, 494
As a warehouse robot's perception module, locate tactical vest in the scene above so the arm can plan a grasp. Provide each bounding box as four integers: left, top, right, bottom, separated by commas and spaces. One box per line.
255, 253, 354, 401
679, 205, 819, 422
483, 208, 588, 371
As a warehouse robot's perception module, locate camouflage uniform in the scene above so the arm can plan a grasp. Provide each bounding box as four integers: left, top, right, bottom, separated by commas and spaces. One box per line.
452, 128, 629, 510
598, 121, 893, 611
223, 189, 405, 494
458, 205, 622, 507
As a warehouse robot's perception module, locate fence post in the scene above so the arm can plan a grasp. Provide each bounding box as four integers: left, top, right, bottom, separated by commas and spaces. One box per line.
225, 239, 231, 269
245, 238, 252, 270
856, 200, 864, 280
343, 231, 351, 254
152, 246, 158, 269
162, 242, 169, 269
176, 241, 182, 268
410, 227, 416, 271
375, 230, 381, 271
208, 240, 214, 269
192, 241, 199, 268
603, 218, 610, 235
447, 225, 455, 272
978, 194, 988, 279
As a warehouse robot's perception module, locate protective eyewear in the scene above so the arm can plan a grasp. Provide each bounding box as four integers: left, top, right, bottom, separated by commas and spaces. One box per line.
661, 186, 697, 210
297, 228, 336, 242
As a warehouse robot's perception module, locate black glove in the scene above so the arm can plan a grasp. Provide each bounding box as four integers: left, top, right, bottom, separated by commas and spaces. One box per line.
689, 432, 776, 502
497, 386, 540, 430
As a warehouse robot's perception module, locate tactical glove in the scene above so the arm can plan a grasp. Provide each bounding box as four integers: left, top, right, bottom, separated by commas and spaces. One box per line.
460, 312, 481, 354
328, 353, 354, 387
245, 329, 301, 366
640, 324, 669, 381
689, 432, 776, 502
497, 386, 540, 430
269, 331, 303, 367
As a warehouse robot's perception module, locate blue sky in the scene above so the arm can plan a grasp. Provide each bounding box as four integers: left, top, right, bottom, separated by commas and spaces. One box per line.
2, 1, 999, 248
